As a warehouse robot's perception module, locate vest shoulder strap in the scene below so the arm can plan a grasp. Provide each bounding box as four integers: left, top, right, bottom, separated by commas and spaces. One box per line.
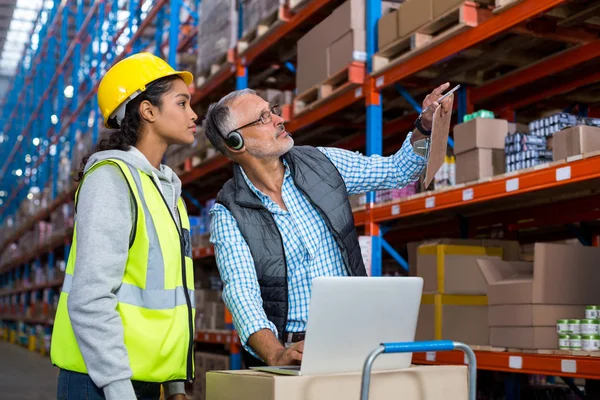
75, 159, 141, 248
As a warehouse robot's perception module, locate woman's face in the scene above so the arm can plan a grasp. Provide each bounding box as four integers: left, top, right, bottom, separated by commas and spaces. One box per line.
152, 78, 198, 145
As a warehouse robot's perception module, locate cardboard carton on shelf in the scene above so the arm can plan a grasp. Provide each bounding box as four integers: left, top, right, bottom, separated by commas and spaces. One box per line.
478, 243, 600, 349
296, 0, 403, 93
453, 118, 509, 155
552, 125, 600, 160
206, 365, 468, 400
416, 293, 489, 345
456, 148, 505, 184
416, 243, 503, 294
408, 238, 521, 276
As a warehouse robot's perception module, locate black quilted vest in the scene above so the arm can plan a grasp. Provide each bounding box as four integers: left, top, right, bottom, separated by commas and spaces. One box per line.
215, 146, 367, 342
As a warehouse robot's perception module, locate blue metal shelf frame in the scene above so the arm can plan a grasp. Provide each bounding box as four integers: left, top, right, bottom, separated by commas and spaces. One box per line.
0, 0, 202, 224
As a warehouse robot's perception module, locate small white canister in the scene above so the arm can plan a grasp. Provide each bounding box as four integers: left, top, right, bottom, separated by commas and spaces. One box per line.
580, 319, 599, 335
586, 306, 599, 319
582, 334, 600, 352
569, 319, 581, 334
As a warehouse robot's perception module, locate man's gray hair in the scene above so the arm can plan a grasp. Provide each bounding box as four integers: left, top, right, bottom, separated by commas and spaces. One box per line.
202, 89, 257, 156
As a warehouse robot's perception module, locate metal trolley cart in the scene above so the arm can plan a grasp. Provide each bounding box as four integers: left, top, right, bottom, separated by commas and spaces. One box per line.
360, 340, 477, 400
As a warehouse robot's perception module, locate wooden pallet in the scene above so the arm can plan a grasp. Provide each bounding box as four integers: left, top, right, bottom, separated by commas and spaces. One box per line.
237, 7, 286, 53
293, 61, 365, 116
373, 1, 492, 74
196, 48, 235, 87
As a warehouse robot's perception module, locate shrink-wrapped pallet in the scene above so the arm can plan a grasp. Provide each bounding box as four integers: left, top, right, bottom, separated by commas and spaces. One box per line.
196, 0, 237, 78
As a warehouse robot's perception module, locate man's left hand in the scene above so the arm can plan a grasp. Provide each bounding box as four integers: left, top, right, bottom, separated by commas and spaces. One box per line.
419, 82, 453, 132
167, 395, 187, 400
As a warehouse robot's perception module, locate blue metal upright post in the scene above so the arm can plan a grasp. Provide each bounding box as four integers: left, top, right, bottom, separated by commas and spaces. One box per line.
155, 7, 165, 57
366, 0, 382, 276
68, 0, 84, 163
236, 1, 247, 91
169, 0, 181, 68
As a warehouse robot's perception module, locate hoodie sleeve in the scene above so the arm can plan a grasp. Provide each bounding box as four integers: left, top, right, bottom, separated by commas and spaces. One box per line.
67, 164, 137, 400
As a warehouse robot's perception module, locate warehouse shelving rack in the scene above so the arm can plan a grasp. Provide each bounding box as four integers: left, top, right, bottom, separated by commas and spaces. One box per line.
1, 0, 600, 391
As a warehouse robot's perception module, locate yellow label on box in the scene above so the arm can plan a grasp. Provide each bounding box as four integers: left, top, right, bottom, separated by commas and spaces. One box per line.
421, 294, 488, 340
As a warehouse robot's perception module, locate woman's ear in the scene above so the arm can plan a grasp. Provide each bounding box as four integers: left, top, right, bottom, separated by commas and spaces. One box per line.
139, 100, 157, 123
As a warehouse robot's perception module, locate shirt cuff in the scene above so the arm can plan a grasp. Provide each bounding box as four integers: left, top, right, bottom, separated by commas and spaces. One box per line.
103, 379, 137, 400
163, 381, 186, 399
399, 131, 428, 164
239, 319, 279, 362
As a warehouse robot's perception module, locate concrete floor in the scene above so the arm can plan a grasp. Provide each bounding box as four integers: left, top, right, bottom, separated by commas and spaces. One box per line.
0, 341, 58, 400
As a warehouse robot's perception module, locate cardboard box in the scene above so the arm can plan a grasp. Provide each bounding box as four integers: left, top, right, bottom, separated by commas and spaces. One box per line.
489, 304, 583, 327
296, 26, 329, 93
433, 0, 464, 19
398, 0, 433, 38
417, 244, 503, 294
408, 239, 521, 275
378, 9, 399, 49
508, 122, 529, 134
328, 29, 366, 76
478, 243, 600, 305
456, 148, 505, 184
490, 327, 556, 349
417, 294, 489, 345
552, 125, 600, 160
195, 352, 231, 400
206, 365, 468, 400
453, 118, 509, 155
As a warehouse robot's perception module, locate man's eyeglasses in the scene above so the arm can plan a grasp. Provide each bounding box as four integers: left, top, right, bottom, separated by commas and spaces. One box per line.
230, 104, 281, 132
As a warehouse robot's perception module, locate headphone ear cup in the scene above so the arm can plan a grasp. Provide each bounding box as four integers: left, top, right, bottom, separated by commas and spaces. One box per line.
226, 130, 244, 150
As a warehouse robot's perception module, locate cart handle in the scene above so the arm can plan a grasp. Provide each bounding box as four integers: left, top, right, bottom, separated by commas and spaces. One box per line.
360, 340, 476, 400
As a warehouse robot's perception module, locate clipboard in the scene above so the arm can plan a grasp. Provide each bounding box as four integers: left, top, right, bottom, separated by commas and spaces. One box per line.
423, 94, 454, 188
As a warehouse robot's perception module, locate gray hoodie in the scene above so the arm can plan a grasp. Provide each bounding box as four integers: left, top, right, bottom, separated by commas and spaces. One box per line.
66, 146, 186, 399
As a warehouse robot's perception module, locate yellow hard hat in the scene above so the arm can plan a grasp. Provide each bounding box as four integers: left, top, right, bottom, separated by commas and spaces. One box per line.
98, 52, 194, 128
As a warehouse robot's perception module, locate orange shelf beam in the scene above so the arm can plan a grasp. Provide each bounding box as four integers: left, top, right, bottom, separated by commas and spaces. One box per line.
413, 350, 600, 380
499, 70, 600, 111
195, 330, 240, 345
368, 155, 600, 224
286, 87, 364, 133
472, 39, 600, 104
374, 0, 568, 90
192, 246, 214, 260
0, 279, 64, 298
179, 155, 232, 185
191, 64, 236, 106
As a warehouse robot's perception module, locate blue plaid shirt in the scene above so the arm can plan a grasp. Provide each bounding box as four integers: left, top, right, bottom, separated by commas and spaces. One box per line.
209, 133, 427, 357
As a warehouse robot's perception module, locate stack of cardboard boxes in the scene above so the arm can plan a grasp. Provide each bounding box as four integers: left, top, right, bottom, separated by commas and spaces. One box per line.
195, 289, 225, 332
478, 243, 600, 350
296, 0, 402, 94
196, 0, 237, 79
193, 351, 230, 400
453, 118, 508, 183
413, 239, 520, 346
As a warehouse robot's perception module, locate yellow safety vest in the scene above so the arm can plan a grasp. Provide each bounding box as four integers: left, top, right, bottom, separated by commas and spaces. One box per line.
50, 159, 196, 383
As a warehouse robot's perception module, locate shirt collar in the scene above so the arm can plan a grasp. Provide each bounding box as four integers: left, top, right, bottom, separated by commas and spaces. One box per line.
239, 159, 292, 202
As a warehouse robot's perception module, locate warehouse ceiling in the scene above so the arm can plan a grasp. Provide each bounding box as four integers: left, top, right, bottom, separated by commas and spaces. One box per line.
0, 0, 46, 104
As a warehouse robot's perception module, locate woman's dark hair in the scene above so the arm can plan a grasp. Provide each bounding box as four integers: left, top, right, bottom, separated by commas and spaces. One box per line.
76, 75, 181, 182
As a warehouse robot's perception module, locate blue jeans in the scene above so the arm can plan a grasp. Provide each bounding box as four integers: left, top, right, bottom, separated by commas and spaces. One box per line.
57, 369, 161, 400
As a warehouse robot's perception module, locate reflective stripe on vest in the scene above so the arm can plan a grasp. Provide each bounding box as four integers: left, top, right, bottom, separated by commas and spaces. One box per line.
61, 274, 195, 310
50, 158, 195, 383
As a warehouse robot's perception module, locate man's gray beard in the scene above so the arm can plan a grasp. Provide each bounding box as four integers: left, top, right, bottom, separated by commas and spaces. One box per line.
245, 136, 294, 159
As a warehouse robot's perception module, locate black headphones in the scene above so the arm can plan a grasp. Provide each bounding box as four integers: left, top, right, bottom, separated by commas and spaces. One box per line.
225, 129, 244, 150
208, 108, 244, 150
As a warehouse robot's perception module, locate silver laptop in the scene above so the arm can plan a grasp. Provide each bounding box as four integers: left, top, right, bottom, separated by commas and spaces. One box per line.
251, 276, 423, 376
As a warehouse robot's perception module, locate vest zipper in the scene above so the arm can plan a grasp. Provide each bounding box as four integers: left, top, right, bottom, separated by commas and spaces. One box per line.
149, 179, 194, 383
